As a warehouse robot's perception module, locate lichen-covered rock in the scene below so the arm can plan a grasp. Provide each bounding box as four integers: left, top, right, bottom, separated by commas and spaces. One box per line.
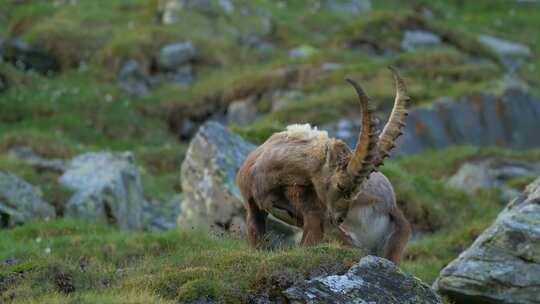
284, 255, 442, 304
177, 121, 254, 232
0, 171, 55, 227
326, 88, 540, 157
59, 152, 144, 231
178, 121, 296, 239
434, 177, 540, 304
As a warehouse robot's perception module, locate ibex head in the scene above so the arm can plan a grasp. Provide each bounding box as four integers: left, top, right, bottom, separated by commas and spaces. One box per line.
322, 67, 410, 225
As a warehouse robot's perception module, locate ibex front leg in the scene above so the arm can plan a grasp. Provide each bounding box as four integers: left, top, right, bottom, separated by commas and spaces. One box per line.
246, 199, 268, 248
285, 185, 324, 246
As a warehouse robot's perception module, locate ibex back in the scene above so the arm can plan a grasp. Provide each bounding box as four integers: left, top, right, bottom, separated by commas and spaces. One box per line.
236, 67, 411, 265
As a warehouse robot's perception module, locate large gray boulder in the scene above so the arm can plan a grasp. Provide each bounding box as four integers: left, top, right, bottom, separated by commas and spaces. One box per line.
325, 89, 540, 157
59, 152, 144, 231
177, 121, 254, 232
0, 171, 56, 227
284, 255, 442, 304
434, 177, 540, 304
178, 121, 297, 240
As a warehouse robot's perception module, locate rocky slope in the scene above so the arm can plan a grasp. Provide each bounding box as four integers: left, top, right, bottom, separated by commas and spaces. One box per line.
434, 177, 540, 304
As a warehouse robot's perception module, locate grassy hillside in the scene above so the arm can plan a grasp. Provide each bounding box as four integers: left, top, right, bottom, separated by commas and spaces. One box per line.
2, 146, 540, 303
1, 0, 540, 303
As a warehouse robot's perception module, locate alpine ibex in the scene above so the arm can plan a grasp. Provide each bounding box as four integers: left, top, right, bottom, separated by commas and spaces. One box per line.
236, 67, 411, 265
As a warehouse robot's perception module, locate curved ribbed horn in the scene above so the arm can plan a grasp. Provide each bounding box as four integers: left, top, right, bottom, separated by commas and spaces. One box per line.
373, 66, 410, 167
344, 78, 378, 185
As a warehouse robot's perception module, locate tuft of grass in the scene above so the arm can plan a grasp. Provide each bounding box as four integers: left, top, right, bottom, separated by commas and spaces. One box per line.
0, 219, 361, 303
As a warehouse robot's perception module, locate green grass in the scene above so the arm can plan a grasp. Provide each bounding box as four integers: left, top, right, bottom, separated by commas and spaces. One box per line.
2, 145, 539, 302
0, 219, 360, 303
1, 1, 540, 302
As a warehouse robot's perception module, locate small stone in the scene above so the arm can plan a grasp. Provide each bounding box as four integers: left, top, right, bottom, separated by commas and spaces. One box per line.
401, 30, 442, 51
158, 42, 196, 70
117, 60, 150, 97
479, 35, 531, 58
324, 0, 372, 16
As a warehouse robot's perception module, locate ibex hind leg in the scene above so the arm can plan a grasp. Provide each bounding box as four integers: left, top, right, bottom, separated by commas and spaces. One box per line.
383, 207, 411, 265
246, 198, 268, 248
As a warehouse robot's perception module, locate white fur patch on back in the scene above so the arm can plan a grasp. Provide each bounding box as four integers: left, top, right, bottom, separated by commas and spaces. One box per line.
285, 124, 328, 140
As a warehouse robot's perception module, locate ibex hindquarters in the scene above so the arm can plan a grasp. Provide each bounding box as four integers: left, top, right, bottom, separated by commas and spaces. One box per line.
237, 67, 412, 265
337, 172, 411, 265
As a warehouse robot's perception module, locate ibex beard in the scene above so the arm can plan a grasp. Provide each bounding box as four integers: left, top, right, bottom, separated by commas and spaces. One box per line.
236, 67, 412, 265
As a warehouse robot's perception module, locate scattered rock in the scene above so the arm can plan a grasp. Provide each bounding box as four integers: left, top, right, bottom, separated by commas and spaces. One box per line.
227, 96, 258, 126
478, 34, 531, 71
448, 158, 540, 201
178, 122, 296, 239
177, 122, 254, 232
166, 64, 194, 85
321, 62, 343, 71
59, 152, 144, 231
326, 88, 540, 156
158, 42, 196, 70
142, 195, 182, 232
323, 0, 372, 16
160, 0, 235, 24
0, 171, 56, 228
284, 255, 442, 304
434, 177, 540, 304
117, 60, 150, 97
401, 30, 442, 51
7, 146, 67, 173
1, 39, 60, 74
